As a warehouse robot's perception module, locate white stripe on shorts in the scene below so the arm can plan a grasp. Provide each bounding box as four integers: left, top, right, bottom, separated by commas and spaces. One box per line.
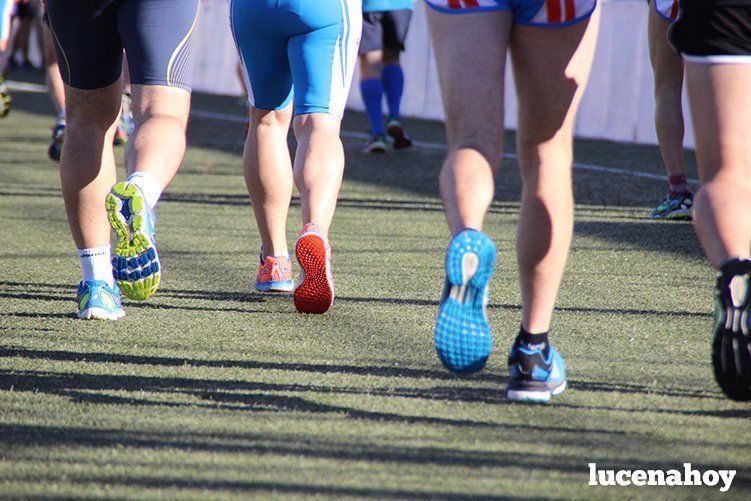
228, 0, 255, 108
328, 0, 361, 118
683, 54, 751, 65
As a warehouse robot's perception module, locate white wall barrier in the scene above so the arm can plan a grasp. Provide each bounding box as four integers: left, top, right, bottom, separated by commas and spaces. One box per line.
193, 0, 694, 147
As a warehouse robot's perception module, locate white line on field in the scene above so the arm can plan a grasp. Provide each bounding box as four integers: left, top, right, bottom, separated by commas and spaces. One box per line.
190, 109, 698, 184
6, 81, 48, 93
8, 81, 697, 184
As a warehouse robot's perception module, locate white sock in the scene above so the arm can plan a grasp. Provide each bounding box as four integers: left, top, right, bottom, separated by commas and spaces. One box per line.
127, 172, 162, 208
77, 246, 113, 287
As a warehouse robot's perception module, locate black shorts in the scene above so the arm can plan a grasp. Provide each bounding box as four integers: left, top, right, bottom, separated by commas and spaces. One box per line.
45, 0, 200, 91
15, 1, 43, 21
670, 1, 751, 61
358, 9, 412, 55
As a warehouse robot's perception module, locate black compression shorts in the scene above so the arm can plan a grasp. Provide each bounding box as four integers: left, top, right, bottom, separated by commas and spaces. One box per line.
670, 1, 751, 61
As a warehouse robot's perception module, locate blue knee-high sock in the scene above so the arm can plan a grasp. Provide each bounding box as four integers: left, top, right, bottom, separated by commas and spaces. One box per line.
381, 64, 404, 119
360, 78, 385, 136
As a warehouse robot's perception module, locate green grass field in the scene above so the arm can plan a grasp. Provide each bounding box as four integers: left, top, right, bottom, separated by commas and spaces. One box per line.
1, 75, 750, 500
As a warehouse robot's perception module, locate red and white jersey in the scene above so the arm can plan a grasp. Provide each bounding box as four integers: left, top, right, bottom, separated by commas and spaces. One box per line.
424, 0, 597, 26
527, 0, 596, 24
652, 0, 679, 21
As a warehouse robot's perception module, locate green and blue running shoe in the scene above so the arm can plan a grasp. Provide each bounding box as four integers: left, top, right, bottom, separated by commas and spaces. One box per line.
106, 181, 160, 300
712, 258, 751, 401
648, 191, 693, 220
435, 229, 496, 374
76, 280, 125, 320
506, 341, 567, 403
0, 76, 11, 118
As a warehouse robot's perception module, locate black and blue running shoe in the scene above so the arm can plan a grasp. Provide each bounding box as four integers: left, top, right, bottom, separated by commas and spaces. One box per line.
712, 258, 751, 401
506, 340, 567, 403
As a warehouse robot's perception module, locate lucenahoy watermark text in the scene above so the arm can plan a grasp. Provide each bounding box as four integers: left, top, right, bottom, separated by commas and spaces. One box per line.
588, 463, 735, 492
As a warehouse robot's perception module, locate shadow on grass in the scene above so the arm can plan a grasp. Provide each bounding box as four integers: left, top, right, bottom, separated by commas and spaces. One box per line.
1, 311, 75, 319
554, 401, 751, 420
0, 367, 640, 437
0, 281, 711, 319
0, 348, 727, 405
3, 422, 749, 492
0, 346, 499, 383
574, 220, 704, 260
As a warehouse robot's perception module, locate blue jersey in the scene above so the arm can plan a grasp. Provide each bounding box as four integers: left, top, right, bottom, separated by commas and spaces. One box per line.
363, 0, 413, 12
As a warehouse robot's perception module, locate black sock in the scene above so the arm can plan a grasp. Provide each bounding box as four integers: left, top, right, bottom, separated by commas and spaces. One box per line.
516, 326, 549, 353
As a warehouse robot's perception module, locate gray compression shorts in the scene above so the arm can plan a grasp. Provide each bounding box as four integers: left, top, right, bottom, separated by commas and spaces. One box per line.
45, 0, 200, 91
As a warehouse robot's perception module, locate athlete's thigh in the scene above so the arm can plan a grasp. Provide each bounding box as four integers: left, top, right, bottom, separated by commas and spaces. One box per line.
426, 7, 511, 151
686, 64, 751, 182
117, 0, 200, 92
288, 0, 361, 117
230, 0, 293, 111
45, 0, 122, 89
672, 1, 751, 181
647, 3, 681, 81
510, 8, 599, 146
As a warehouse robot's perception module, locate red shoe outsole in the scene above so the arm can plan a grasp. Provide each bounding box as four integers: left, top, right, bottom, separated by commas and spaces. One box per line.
294, 233, 334, 314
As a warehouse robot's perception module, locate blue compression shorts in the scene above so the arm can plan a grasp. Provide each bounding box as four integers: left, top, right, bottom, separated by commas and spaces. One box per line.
230, 0, 362, 117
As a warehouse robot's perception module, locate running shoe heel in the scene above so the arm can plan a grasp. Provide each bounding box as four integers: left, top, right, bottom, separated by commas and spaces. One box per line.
294, 226, 334, 314
712, 260, 751, 401
106, 182, 161, 301
506, 344, 567, 403
435, 230, 496, 375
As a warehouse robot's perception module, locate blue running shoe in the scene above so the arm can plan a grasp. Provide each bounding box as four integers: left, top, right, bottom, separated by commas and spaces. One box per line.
506, 342, 567, 403
76, 280, 125, 320
435, 229, 496, 374
106, 182, 161, 300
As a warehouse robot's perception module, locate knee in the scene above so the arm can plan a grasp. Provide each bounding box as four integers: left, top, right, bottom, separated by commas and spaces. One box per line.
292, 113, 340, 140
448, 140, 504, 173
136, 107, 188, 131
65, 96, 120, 131
382, 51, 400, 65
700, 168, 751, 191
359, 55, 382, 80
517, 125, 572, 162
446, 121, 504, 170
250, 107, 290, 130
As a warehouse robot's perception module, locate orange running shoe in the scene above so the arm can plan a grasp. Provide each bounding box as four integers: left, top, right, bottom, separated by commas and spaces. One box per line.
255, 254, 294, 292
294, 223, 334, 314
